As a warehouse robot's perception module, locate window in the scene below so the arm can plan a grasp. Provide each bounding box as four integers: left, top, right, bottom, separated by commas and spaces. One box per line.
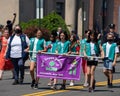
36, 0, 44, 19
56, 2, 64, 18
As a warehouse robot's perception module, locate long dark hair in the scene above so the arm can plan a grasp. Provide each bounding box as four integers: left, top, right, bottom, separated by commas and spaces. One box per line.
70, 33, 77, 42
87, 30, 98, 43
69, 34, 78, 51
59, 31, 69, 41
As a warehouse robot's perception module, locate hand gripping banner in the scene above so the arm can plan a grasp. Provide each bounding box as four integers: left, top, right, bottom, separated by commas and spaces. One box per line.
37, 53, 82, 80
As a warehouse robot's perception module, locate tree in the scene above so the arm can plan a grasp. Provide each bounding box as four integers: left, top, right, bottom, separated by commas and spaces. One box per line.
20, 12, 69, 39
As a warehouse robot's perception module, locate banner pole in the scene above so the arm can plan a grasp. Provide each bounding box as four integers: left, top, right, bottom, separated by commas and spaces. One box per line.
28, 51, 102, 59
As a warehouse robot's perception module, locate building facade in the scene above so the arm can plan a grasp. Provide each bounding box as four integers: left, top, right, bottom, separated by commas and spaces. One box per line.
0, 0, 120, 37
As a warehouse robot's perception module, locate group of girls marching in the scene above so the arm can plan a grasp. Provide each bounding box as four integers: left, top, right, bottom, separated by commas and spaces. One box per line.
28, 28, 119, 92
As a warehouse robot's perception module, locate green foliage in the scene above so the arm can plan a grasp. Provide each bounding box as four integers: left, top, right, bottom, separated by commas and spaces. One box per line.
20, 12, 69, 38
20, 19, 40, 30
41, 12, 69, 33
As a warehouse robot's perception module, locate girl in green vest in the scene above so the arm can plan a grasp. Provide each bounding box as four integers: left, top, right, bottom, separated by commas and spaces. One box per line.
80, 29, 91, 87
45, 30, 58, 89
29, 28, 46, 89
84, 31, 100, 92
68, 34, 80, 86
101, 33, 119, 88
57, 31, 70, 90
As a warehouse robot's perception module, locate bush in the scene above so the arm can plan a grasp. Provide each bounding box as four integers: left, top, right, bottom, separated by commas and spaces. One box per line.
20, 12, 69, 39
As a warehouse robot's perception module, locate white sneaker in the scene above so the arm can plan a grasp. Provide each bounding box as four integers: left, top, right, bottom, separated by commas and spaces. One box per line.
83, 82, 89, 87
70, 82, 74, 86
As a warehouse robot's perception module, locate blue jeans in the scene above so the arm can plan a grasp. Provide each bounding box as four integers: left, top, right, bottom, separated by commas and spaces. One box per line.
11, 58, 25, 80
103, 58, 113, 70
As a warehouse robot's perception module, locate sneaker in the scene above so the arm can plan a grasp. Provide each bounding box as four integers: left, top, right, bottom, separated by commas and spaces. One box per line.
70, 82, 74, 86
88, 87, 94, 92
34, 83, 38, 89
19, 78, 24, 84
60, 84, 66, 90
83, 82, 89, 87
48, 78, 54, 86
48, 82, 53, 86
108, 83, 113, 88
51, 84, 57, 90
31, 79, 35, 88
12, 80, 19, 85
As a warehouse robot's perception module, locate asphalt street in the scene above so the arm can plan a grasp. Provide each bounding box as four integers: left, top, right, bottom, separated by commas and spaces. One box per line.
0, 60, 120, 96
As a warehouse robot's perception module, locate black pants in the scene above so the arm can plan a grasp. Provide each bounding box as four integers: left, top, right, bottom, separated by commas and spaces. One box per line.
11, 58, 25, 80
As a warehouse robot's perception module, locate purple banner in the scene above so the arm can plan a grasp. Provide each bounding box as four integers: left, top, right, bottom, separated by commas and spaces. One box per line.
37, 53, 82, 80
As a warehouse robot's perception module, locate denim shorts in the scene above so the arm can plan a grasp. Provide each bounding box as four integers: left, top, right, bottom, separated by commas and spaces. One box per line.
30, 56, 37, 62
103, 58, 113, 70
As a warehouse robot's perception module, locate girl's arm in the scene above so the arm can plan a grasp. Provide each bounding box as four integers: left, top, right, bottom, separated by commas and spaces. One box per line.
100, 45, 104, 59
83, 45, 87, 57
112, 46, 119, 66
24, 46, 29, 52
112, 53, 118, 66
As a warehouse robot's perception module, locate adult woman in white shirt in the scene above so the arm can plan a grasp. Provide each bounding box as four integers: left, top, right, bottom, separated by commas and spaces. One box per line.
6, 25, 29, 85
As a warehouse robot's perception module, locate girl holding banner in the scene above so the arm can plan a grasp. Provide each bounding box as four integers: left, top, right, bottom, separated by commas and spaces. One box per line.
45, 30, 58, 89
80, 29, 91, 87
84, 31, 100, 92
29, 28, 46, 89
56, 31, 70, 90
68, 33, 80, 86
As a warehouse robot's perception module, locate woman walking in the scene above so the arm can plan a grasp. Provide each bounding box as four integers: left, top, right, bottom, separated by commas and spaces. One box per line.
0, 28, 14, 80
6, 25, 29, 85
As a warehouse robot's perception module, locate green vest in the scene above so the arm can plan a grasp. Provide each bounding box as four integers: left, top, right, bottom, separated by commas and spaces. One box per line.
29, 38, 45, 56
71, 43, 79, 52
80, 38, 87, 56
102, 43, 117, 61
85, 42, 100, 56
57, 40, 70, 54
46, 41, 58, 53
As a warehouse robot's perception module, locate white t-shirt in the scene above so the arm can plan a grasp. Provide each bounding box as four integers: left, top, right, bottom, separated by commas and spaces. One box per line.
90, 42, 98, 61
90, 42, 95, 55
8, 34, 30, 58
106, 42, 119, 57
32, 38, 38, 58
